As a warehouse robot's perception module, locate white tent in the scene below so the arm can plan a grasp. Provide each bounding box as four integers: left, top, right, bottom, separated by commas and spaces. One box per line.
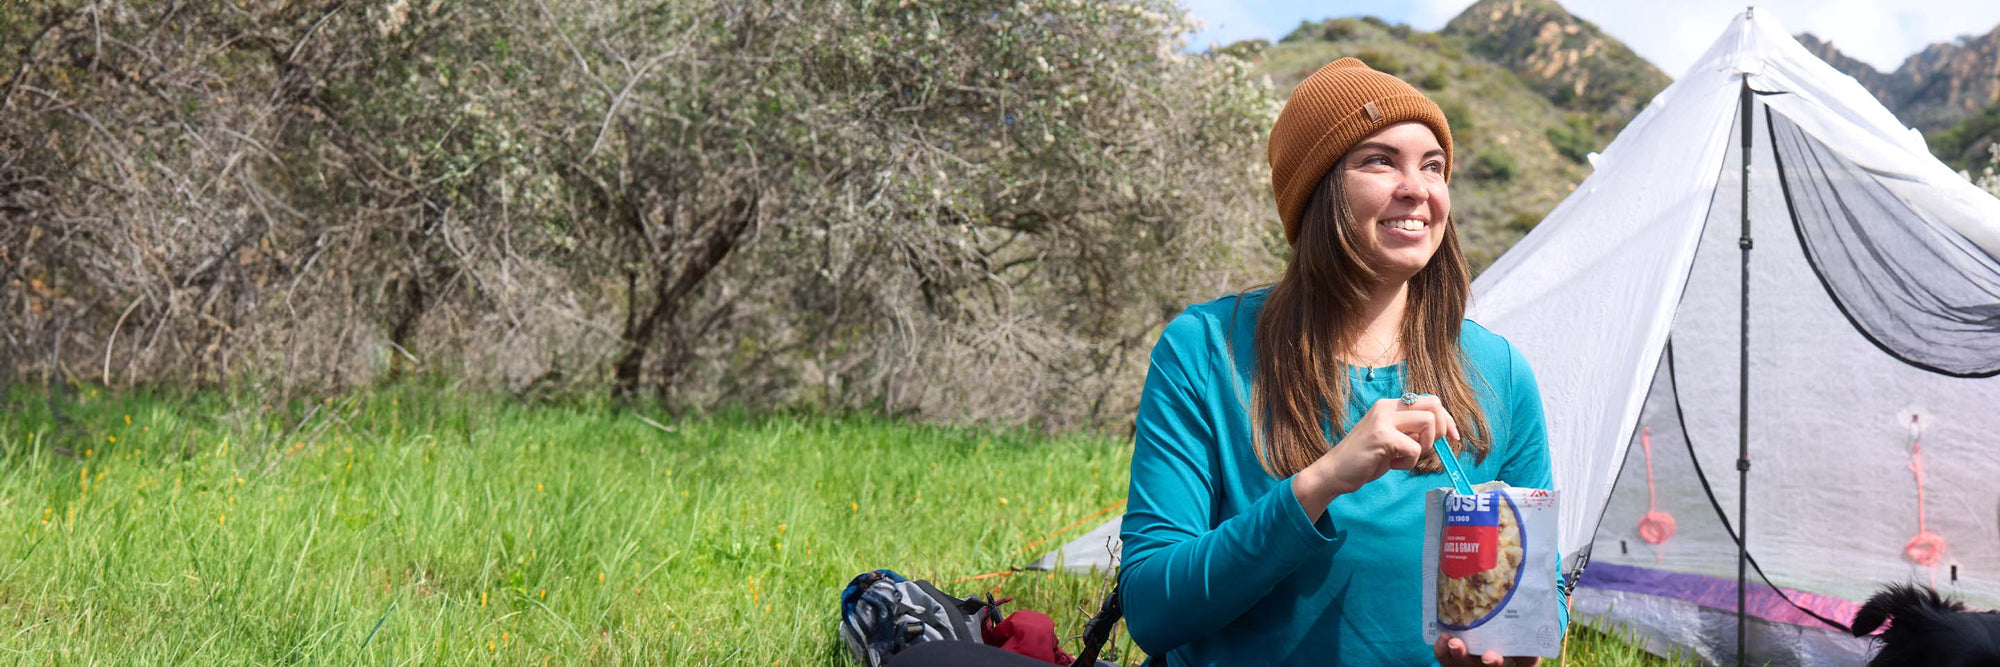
1037, 8, 2000, 664
1470, 8, 2000, 665
1028, 514, 1121, 573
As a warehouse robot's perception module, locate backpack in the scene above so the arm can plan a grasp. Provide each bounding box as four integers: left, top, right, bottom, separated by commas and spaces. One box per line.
838, 569, 1001, 666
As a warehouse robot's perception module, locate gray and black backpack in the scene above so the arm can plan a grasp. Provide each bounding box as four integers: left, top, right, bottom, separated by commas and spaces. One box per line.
837, 569, 1000, 666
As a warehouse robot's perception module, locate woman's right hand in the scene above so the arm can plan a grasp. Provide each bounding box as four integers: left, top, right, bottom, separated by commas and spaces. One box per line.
1293, 395, 1459, 519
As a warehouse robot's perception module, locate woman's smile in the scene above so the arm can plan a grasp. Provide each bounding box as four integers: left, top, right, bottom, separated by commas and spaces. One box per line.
1378, 216, 1431, 242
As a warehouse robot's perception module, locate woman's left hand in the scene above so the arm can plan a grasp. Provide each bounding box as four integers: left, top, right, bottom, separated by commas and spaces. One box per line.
1433, 634, 1541, 666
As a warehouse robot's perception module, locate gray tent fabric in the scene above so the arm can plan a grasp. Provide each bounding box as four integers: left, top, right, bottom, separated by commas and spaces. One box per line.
1571, 587, 1873, 665
1028, 516, 1121, 573
1767, 111, 2000, 377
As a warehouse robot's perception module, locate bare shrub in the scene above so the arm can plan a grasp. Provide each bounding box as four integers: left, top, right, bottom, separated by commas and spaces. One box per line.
0, 0, 1281, 432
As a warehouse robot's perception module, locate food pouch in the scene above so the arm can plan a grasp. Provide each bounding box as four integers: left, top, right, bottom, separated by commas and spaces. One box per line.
1422, 485, 1562, 658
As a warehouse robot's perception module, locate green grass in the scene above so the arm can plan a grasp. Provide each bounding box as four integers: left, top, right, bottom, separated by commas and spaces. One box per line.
0, 384, 1694, 664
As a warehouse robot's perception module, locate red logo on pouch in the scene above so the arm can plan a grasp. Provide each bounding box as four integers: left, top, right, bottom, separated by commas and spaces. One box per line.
1443, 492, 1501, 578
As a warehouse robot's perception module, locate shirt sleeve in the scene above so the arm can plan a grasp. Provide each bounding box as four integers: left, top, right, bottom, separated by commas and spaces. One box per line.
1117, 312, 1345, 655
1491, 338, 1571, 632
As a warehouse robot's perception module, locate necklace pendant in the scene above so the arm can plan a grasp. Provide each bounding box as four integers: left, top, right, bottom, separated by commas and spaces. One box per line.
1366, 367, 1375, 381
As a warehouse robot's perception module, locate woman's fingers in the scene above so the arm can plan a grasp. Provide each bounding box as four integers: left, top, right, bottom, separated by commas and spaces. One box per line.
1446, 635, 1470, 662
1388, 410, 1441, 449
1372, 425, 1422, 470
1396, 393, 1460, 443
1434, 632, 1533, 667
1434, 635, 1466, 663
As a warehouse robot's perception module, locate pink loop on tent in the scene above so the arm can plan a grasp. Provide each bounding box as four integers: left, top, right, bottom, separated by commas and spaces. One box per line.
1905, 531, 1946, 567
1902, 417, 1948, 574
1637, 426, 1675, 545
1639, 512, 1677, 545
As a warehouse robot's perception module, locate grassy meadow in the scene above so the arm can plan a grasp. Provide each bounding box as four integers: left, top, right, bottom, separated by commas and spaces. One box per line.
0, 384, 1689, 664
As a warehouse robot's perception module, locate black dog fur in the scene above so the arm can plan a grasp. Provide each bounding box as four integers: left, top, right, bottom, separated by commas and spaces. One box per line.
1851, 583, 2000, 666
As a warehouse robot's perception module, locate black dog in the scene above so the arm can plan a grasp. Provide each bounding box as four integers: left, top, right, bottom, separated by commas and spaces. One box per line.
1851, 583, 2000, 666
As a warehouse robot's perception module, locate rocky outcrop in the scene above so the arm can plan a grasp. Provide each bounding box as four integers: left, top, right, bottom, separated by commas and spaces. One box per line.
1797, 26, 2000, 134
1441, 0, 1670, 128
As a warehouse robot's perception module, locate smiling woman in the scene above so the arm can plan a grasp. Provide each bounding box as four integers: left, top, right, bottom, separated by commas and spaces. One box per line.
1341, 124, 1453, 279
1114, 57, 1566, 667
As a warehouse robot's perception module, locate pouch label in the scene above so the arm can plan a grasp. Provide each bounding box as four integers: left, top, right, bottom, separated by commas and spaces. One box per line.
1443, 492, 1499, 578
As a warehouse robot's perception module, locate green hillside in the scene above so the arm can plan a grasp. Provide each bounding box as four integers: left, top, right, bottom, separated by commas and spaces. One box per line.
1930, 97, 2000, 172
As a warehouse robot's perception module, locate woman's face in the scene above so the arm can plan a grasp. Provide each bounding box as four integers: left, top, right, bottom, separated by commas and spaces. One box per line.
1338, 121, 1450, 282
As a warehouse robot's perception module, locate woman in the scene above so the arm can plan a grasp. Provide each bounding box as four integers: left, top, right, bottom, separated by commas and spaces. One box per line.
1118, 58, 1564, 666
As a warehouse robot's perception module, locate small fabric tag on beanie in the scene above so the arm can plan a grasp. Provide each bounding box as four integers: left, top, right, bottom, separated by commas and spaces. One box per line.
1363, 101, 1383, 122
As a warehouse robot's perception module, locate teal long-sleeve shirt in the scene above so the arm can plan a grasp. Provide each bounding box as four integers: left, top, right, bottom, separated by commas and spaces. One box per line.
1119, 288, 1564, 666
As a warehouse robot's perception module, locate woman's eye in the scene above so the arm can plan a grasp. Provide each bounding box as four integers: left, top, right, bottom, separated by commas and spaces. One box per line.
1424, 161, 1445, 173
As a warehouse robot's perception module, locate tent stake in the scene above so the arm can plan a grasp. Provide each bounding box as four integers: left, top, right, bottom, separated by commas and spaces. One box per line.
1735, 69, 1754, 667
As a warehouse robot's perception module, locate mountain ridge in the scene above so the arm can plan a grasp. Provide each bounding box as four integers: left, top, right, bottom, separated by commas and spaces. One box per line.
1796, 27, 2000, 168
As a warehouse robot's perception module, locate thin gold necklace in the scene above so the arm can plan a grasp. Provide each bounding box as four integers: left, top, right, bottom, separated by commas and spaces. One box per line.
1358, 329, 1400, 381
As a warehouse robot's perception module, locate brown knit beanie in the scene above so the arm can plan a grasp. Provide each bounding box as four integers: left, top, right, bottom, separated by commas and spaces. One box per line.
1268, 57, 1453, 244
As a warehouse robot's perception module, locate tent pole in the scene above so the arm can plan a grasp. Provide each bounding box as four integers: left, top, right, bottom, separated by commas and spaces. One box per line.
1734, 71, 1754, 666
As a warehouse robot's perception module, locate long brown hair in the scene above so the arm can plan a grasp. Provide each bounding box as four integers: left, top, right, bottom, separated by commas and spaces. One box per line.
1240, 168, 1491, 478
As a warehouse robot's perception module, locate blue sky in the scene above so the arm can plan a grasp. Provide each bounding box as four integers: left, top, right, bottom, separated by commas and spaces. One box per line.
1180, 1, 2000, 78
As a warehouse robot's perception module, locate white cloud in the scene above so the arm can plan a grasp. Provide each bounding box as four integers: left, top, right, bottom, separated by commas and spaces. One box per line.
1561, 1, 2000, 76
1405, 0, 1478, 30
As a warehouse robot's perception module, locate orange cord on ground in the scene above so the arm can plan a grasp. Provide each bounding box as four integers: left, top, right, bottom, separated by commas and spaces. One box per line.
949, 499, 1129, 595
1009, 499, 1128, 560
